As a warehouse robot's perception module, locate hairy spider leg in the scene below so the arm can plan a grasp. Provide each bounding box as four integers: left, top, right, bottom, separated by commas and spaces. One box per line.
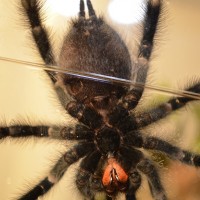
109, 82, 200, 136
124, 131, 200, 167
0, 126, 49, 138
121, 0, 162, 111
19, 142, 95, 200
0, 0, 64, 139
125, 170, 141, 200
0, 0, 62, 140
21, 0, 55, 80
138, 0, 161, 60
124, 131, 200, 198
61, 124, 94, 140
137, 159, 167, 200
108, 0, 162, 134
12, 0, 200, 200
66, 101, 103, 129
76, 151, 102, 197
132, 82, 200, 128
19, 178, 53, 200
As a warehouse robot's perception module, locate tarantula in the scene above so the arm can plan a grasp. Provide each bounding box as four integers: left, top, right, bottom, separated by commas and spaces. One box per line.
1, 0, 200, 200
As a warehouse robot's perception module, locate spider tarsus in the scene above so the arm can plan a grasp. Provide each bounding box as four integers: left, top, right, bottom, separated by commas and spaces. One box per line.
139, 0, 161, 60
19, 178, 53, 200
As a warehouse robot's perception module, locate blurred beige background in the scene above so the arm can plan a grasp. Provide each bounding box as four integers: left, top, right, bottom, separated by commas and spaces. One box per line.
0, 0, 200, 200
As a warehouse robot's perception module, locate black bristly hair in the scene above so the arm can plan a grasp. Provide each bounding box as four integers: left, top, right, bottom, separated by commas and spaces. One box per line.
1, 0, 200, 200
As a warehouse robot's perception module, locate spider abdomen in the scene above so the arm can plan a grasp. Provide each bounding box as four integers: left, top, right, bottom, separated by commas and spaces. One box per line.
57, 15, 132, 107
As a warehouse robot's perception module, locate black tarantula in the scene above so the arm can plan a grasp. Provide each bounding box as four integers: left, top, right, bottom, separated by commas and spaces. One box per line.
1, 0, 200, 200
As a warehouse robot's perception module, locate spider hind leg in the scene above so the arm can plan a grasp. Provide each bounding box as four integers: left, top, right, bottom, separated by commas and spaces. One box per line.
76, 151, 102, 197
137, 158, 167, 200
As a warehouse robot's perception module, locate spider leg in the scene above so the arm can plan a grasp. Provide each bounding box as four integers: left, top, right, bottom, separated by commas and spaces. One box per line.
138, 0, 161, 60
61, 124, 94, 140
124, 131, 200, 167
121, 0, 162, 111
21, 0, 55, 80
133, 82, 200, 128
67, 101, 103, 129
137, 158, 167, 200
117, 147, 165, 200
76, 151, 102, 198
109, 0, 162, 128
19, 142, 95, 200
113, 147, 142, 200
125, 170, 141, 200
0, 125, 49, 138
111, 82, 200, 133
19, 178, 53, 200
142, 136, 200, 166
125, 193, 137, 200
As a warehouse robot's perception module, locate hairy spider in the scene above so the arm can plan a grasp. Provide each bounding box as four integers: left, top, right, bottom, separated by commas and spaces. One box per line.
1, 0, 200, 200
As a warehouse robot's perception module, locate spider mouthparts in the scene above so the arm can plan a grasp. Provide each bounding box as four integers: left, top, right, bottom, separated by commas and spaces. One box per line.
102, 158, 128, 195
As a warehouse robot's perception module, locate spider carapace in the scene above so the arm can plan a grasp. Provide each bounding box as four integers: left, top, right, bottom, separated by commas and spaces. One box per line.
1, 0, 200, 200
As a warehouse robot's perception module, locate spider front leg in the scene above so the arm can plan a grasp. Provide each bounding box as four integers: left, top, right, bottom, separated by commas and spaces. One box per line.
21, 0, 56, 80
109, 0, 162, 126
113, 82, 200, 134
121, 0, 162, 111
133, 82, 200, 128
